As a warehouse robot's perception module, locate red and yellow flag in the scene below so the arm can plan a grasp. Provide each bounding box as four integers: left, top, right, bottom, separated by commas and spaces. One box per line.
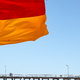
0, 0, 49, 45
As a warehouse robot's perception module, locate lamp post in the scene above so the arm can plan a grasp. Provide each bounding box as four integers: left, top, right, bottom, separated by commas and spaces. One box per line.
66, 65, 69, 77
4, 66, 6, 76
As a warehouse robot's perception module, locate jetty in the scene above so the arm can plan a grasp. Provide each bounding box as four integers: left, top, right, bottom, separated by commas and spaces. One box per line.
0, 74, 80, 80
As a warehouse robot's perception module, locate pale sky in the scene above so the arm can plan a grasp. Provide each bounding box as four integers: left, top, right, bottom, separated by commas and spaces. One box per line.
0, 0, 80, 75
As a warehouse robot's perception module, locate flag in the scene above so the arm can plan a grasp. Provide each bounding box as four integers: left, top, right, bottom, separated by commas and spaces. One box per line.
0, 0, 49, 45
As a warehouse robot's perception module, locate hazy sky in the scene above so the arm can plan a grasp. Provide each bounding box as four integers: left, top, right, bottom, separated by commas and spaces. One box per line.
0, 0, 80, 75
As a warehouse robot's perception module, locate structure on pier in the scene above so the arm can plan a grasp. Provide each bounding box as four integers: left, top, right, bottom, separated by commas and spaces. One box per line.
0, 74, 80, 80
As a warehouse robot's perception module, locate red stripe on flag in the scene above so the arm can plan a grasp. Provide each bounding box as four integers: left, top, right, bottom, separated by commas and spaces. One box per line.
2, 0, 44, 3
0, 0, 45, 20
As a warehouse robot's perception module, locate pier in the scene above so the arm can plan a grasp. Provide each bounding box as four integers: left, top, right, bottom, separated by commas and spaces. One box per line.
0, 74, 80, 80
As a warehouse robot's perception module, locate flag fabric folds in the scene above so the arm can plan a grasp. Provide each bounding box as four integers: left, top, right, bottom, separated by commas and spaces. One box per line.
0, 0, 49, 45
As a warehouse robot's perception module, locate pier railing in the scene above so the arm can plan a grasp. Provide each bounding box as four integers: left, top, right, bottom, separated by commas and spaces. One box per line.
0, 74, 80, 78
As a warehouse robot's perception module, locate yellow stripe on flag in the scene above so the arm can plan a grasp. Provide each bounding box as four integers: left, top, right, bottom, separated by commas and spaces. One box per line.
0, 15, 48, 45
